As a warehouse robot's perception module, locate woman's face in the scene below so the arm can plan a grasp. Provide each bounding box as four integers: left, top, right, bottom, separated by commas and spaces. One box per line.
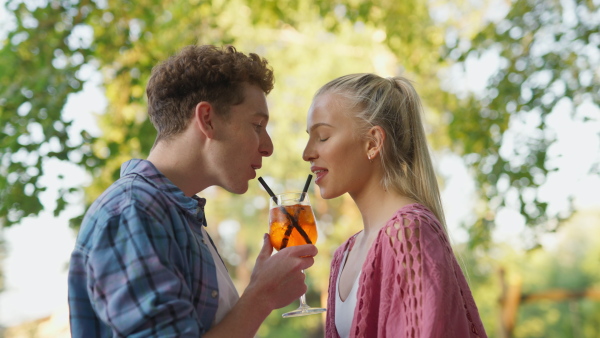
302, 92, 372, 199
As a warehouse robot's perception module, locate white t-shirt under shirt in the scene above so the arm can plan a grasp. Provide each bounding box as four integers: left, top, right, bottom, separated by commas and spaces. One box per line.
201, 226, 240, 325
335, 248, 361, 338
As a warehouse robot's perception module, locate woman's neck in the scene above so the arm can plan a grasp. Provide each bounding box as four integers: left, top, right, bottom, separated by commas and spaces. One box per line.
350, 183, 416, 238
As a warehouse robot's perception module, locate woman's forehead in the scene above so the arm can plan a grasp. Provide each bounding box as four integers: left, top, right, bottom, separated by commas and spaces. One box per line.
308, 93, 362, 131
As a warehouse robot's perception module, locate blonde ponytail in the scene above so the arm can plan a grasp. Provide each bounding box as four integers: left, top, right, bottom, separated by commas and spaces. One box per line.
315, 74, 447, 230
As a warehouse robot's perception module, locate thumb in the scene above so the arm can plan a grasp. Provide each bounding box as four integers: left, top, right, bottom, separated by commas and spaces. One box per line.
257, 233, 273, 261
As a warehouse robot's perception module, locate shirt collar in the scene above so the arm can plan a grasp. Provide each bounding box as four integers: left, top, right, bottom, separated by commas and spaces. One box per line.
120, 159, 208, 226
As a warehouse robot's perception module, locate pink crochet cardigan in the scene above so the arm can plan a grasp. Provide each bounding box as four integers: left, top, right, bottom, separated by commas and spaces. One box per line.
326, 204, 487, 338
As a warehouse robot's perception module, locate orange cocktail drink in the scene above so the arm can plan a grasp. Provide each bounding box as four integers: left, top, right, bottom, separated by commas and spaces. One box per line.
264, 190, 327, 317
269, 203, 317, 250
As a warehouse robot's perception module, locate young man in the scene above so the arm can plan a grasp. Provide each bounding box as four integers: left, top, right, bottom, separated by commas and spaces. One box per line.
68, 45, 317, 337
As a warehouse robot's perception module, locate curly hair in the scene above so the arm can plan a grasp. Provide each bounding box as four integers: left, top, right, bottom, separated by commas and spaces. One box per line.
146, 45, 274, 141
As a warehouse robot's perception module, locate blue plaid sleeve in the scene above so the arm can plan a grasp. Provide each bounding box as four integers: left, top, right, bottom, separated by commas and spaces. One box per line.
77, 205, 203, 337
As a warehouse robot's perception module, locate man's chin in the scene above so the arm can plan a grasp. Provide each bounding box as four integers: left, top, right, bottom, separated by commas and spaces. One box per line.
223, 182, 249, 195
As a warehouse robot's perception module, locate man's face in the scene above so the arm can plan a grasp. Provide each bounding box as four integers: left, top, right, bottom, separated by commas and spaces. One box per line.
211, 83, 273, 194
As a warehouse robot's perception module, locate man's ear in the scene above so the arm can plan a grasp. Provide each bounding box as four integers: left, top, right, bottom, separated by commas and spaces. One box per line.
194, 101, 216, 139
365, 125, 385, 160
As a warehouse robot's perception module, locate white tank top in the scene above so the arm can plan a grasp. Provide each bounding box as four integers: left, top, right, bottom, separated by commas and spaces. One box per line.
201, 227, 240, 325
335, 249, 361, 338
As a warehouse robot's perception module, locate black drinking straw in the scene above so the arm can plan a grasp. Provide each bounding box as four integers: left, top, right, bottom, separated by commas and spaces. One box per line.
299, 174, 313, 202
258, 177, 278, 204
258, 176, 312, 247
280, 174, 314, 247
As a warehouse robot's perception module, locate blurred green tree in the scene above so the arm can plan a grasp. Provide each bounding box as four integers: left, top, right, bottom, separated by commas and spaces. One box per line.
444, 0, 600, 248
1, 0, 599, 336
0, 0, 98, 225
456, 209, 600, 337
0, 0, 445, 335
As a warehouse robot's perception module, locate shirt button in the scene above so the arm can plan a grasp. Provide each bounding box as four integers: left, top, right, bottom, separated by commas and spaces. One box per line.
211, 290, 218, 298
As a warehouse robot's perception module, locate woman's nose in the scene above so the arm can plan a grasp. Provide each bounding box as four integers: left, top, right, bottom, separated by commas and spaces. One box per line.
302, 142, 316, 162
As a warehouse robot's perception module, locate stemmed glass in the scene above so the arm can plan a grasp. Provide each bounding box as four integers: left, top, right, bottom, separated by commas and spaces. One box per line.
268, 192, 326, 318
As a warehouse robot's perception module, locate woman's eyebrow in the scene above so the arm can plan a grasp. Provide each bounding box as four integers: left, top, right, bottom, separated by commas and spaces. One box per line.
306, 122, 333, 134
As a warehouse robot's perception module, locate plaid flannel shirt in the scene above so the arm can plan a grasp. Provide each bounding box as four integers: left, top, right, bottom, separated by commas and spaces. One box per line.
68, 159, 219, 337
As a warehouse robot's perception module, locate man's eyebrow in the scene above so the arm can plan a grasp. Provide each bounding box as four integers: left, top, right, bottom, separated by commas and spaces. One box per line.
254, 112, 269, 121
306, 122, 333, 134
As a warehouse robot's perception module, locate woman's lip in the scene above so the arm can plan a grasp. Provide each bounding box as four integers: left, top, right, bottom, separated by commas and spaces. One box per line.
314, 169, 328, 183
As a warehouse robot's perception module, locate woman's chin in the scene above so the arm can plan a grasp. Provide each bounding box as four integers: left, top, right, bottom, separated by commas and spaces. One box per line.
319, 187, 343, 200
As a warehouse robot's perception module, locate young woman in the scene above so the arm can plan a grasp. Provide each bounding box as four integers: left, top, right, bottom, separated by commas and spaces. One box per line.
303, 74, 487, 337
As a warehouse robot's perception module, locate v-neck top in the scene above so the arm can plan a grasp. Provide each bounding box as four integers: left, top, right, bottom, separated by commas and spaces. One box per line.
335, 248, 361, 338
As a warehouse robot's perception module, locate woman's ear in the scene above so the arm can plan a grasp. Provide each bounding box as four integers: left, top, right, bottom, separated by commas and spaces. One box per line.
365, 125, 385, 160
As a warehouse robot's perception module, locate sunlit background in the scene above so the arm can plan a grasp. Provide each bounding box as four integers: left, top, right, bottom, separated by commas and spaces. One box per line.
1, 0, 599, 337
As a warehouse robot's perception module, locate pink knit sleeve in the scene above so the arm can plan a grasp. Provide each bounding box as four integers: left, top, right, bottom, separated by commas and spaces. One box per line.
416, 211, 487, 337
351, 205, 487, 337
380, 212, 425, 337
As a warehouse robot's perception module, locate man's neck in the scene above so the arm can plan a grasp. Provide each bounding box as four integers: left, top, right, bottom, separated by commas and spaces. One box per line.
147, 134, 212, 197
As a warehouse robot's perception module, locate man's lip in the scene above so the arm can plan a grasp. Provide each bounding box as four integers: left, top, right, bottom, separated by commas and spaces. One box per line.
251, 164, 262, 170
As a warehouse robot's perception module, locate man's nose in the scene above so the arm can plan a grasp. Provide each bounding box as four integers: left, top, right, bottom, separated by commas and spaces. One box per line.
260, 133, 274, 157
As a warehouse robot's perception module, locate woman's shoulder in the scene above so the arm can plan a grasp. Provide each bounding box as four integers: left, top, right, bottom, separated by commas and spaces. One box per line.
375, 203, 449, 254
385, 203, 444, 232
392, 203, 436, 219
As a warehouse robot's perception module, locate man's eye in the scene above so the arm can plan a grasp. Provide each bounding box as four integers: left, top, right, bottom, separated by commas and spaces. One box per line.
319, 137, 329, 142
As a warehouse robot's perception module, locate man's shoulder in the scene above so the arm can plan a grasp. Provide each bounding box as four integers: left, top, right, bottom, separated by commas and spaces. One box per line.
96, 172, 159, 208
74, 173, 175, 252
80, 173, 165, 230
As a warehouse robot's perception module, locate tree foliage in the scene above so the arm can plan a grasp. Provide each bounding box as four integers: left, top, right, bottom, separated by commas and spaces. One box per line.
0, 0, 98, 225
456, 209, 600, 337
444, 0, 599, 248
0, 0, 447, 228
1, 0, 600, 335
1, 0, 445, 335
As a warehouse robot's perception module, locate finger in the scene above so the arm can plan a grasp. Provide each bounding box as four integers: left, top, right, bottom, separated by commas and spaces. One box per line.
296, 284, 308, 298
282, 270, 308, 291
283, 244, 318, 257
257, 233, 273, 260
298, 256, 315, 270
